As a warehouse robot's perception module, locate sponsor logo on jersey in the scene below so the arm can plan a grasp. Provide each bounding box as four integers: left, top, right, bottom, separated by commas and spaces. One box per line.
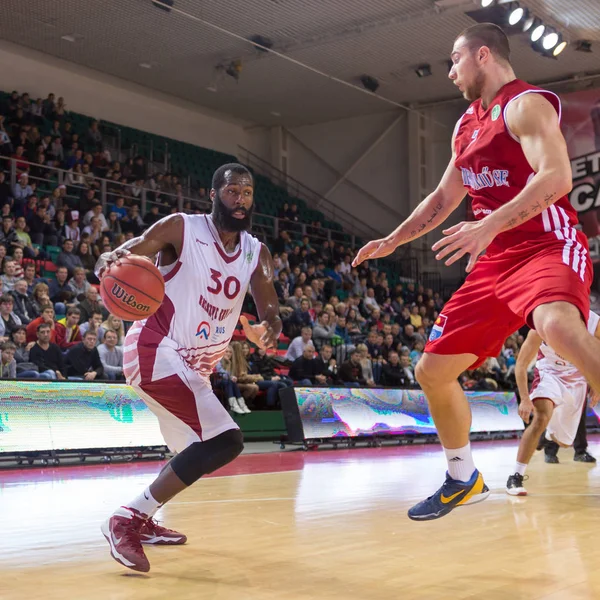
245, 251, 254, 264
110, 284, 151, 314
466, 106, 474, 114
491, 105, 501, 121
199, 293, 236, 322
429, 314, 447, 342
461, 166, 509, 191
195, 238, 208, 247
195, 321, 211, 339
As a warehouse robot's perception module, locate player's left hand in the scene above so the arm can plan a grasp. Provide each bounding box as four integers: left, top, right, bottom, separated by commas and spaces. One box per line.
432, 220, 497, 273
590, 390, 600, 407
239, 315, 278, 350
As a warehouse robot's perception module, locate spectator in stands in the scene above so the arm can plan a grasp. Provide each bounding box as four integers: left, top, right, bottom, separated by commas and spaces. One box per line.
399, 353, 417, 387
97, 330, 124, 380
338, 350, 367, 387
79, 309, 106, 345
83, 202, 108, 231
285, 286, 304, 311
86, 120, 103, 151
0, 293, 22, 341
241, 343, 287, 409
27, 205, 58, 247
12, 173, 32, 204
64, 211, 81, 242
78, 288, 106, 324
286, 298, 312, 338
120, 205, 144, 236
49, 136, 64, 163
55, 307, 83, 350
363, 288, 380, 315
102, 314, 125, 346
67, 266, 91, 300
26, 304, 56, 343
82, 215, 103, 246
410, 340, 424, 368
65, 330, 104, 380
11, 326, 46, 378
0, 341, 17, 379
215, 346, 246, 414
11, 279, 35, 324
221, 343, 256, 412
30, 282, 51, 317
315, 344, 338, 384
381, 351, 410, 387
0, 216, 19, 253
285, 326, 313, 363
289, 343, 326, 386
56, 239, 83, 276
312, 311, 338, 350
29, 322, 65, 379
1, 259, 19, 292
23, 263, 38, 294
144, 204, 161, 227
48, 266, 73, 308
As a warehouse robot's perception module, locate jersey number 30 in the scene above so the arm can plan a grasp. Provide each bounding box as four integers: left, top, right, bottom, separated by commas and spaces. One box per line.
207, 268, 241, 300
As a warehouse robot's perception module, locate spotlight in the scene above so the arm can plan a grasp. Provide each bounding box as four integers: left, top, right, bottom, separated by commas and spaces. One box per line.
531, 22, 545, 42
415, 64, 432, 78
575, 40, 592, 53
542, 30, 559, 50
508, 4, 525, 26
553, 39, 567, 56
360, 74, 379, 92
481, 0, 494, 6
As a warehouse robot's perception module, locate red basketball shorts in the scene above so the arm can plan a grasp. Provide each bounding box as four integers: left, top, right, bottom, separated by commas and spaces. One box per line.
426, 229, 592, 369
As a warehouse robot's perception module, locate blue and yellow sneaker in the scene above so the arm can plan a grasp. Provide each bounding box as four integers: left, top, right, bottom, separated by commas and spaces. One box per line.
407, 469, 490, 521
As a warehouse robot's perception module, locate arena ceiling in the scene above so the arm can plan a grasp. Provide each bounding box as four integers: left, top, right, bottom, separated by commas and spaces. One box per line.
1, 0, 599, 126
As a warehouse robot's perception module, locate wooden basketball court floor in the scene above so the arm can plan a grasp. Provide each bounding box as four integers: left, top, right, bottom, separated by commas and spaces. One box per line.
4, 437, 600, 600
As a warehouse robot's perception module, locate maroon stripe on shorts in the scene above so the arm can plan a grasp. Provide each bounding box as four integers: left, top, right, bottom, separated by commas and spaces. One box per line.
140, 373, 203, 439
530, 367, 540, 394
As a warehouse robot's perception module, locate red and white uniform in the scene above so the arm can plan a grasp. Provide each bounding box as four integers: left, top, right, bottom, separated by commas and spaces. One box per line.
531, 311, 599, 445
123, 214, 261, 452
426, 79, 592, 368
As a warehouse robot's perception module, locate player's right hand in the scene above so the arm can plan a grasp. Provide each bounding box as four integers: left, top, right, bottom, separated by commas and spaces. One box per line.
518, 397, 534, 424
95, 248, 131, 279
352, 237, 397, 267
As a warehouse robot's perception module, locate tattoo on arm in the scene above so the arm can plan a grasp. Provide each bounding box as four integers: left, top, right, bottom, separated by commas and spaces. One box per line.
544, 192, 556, 206
507, 218, 517, 228
530, 200, 542, 213
518, 210, 529, 221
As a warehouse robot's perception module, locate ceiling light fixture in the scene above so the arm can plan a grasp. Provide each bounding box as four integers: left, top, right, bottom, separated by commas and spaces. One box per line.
531, 22, 545, 42
508, 4, 524, 26
553, 39, 567, 56
415, 64, 432, 78
481, 0, 494, 7
542, 30, 559, 50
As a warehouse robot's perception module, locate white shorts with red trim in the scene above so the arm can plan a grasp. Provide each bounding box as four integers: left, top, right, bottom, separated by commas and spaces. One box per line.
123, 325, 238, 453
531, 372, 587, 447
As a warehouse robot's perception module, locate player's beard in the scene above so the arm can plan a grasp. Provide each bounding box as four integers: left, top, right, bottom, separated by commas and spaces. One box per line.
212, 190, 254, 232
464, 68, 486, 102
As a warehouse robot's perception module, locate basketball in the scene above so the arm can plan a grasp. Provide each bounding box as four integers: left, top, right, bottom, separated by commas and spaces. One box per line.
99, 255, 165, 321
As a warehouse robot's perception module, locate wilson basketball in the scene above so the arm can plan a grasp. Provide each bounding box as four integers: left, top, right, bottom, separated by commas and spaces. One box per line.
99, 255, 165, 321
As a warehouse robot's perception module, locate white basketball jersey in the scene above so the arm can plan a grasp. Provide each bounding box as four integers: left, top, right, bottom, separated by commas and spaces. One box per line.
128, 213, 261, 378
536, 310, 599, 383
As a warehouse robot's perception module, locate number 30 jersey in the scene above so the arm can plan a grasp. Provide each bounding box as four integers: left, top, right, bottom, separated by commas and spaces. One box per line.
126, 213, 261, 380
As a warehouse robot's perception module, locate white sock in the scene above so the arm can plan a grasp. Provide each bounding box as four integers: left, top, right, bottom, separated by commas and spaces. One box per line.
124, 487, 162, 518
515, 462, 527, 476
444, 443, 476, 482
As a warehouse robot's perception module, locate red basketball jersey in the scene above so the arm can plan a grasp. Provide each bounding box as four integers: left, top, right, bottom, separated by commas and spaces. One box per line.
454, 79, 578, 254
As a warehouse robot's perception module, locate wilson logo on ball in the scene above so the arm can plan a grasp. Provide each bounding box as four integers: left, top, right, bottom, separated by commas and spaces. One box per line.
111, 283, 151, 313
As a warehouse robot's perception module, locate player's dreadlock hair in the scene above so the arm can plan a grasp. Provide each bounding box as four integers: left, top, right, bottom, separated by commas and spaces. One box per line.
211, 163, 253, 191
457, 23, 511, 63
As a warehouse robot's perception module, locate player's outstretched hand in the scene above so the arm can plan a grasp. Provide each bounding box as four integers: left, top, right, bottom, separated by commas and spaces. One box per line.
518, 397, 534, 424
239, 315, 278, 350
352, 238, 397, 267
432, 220, 496, 273
590, 390, 600, 408
95, 248, 131, 279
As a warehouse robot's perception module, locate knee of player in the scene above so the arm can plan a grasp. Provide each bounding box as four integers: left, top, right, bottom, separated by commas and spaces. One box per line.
531, 408, 552, 431
415, 360, 440, 388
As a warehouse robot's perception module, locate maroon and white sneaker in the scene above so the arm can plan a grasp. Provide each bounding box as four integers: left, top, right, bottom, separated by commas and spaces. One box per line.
139, 518, 187, 545
101, 507, 150, 572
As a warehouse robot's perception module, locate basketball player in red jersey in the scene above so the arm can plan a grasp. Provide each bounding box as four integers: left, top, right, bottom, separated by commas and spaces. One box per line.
95, 164, 282, 571
354, 23, 600, 521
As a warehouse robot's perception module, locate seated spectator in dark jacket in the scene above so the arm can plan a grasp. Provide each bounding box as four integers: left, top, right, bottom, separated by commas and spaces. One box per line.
78, 287, 108, 324
29, 322, 65, 379
338, 350, 367, 387
286, 298, 312, 338
0, 293, 22, 339
48, 266, 74, 306
365, 330, 382, 360
11, 325, 47, 378
27, 205, 58, 247
56, 239, 83, 276
0, 341, 17, 378
288, 343, 327, 386
11, 279, 36, 324
381, 352, 410, 387
314, 344, 338, 385
65, 330, 104, 380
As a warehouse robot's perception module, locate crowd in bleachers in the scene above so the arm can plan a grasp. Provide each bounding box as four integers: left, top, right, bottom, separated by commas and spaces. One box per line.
0, 88, 525, 412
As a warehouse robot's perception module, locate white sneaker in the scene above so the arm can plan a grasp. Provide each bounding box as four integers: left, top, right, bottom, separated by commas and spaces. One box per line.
236, 397, 252, 413
228, 397, 244, 414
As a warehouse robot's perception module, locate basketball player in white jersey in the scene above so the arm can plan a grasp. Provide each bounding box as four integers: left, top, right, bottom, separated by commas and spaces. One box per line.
94, 163, 282, 572
506, 310, 600, 496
